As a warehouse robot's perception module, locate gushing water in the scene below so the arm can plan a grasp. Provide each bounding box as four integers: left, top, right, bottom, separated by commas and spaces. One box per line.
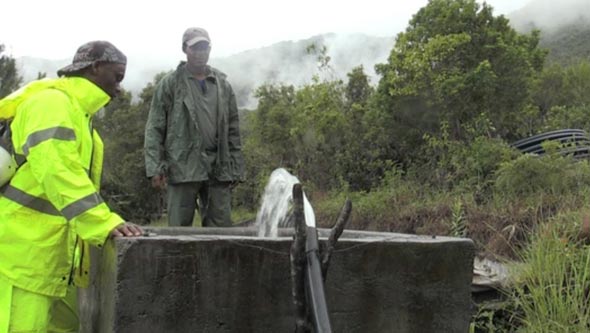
256, 168, 316, 237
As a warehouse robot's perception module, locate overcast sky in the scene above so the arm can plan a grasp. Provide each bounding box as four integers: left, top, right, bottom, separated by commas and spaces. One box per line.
1, 0, 530, 61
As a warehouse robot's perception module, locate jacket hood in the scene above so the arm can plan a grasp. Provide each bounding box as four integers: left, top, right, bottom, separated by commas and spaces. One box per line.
0, 77, 110, 121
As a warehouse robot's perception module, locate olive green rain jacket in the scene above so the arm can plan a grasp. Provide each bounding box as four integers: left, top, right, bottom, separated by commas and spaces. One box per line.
144, 63, 245, 183
0, 77, 124, 297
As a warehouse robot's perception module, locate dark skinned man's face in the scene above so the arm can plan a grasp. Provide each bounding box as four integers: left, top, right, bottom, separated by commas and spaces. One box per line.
90, 62, 126, 98
184, 41, 211, 67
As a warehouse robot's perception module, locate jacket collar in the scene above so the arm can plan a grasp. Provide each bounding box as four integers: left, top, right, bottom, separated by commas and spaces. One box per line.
178, 62, 224, 83
56, 77, 111, 116
0, 77, 110, 119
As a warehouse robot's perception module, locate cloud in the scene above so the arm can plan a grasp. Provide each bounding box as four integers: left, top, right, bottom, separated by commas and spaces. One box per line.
17, 33, 395, 109
509, 0, 590, 32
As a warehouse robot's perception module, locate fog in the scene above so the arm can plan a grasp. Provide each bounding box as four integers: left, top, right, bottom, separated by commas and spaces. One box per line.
14, 0, 589, 109
508, 0, 590, 32
16, 33, 394, 109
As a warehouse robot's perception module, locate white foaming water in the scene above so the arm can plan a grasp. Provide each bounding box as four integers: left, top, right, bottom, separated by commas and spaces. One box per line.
256, 168, 316, 238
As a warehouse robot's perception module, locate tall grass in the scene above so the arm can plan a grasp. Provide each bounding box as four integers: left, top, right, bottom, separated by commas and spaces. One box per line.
509, 215, 590, 332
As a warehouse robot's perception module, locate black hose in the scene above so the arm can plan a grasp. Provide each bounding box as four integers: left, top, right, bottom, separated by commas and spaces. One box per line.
305, 226, 332, 333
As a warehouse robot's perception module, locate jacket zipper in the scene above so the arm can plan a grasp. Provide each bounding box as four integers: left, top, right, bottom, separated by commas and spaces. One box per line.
68, 117, 93, 285
79, 240, 85, 276
68, 236, 79, 285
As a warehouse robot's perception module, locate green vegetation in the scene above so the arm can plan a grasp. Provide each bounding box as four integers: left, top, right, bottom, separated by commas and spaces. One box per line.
511, 216, 590, 332
0, 44, 22, 98
540, 21, 590, 66
3, 0, 590, 330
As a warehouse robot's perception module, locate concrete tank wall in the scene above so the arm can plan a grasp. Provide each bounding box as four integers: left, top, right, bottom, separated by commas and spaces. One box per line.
79, 227, 474, 332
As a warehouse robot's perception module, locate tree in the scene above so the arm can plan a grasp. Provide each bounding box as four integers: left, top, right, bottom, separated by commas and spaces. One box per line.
562, 60, 590, 107
245, 80, 348, 190
337, 66, 391, 190
530, 63, 568, 114
290, 78, 347, 189
94, 73, 167, 223
0, 44, 22, 98
375, 0, 546, 149
345, 65, 372, 107
243, 60, 390, 194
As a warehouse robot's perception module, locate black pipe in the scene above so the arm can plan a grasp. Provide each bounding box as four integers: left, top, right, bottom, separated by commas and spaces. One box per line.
305, 226, 332, 333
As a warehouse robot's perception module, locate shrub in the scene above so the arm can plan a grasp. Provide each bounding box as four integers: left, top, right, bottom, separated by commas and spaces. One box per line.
494, 153, 590, 199
508, 214, 590, 332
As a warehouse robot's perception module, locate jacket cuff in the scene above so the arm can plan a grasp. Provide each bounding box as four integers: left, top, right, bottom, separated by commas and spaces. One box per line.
96, 214, 125, 248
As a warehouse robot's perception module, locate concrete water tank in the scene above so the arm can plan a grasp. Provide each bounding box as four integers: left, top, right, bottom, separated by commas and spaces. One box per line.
79, 227, 474, 332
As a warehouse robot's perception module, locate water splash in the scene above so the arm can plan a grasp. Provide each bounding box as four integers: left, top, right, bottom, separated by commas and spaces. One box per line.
256, 168, 316, 238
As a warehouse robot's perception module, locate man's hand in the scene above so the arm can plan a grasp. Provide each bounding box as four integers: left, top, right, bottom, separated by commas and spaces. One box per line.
151, 174, 167, 190
110, 222, 144, 238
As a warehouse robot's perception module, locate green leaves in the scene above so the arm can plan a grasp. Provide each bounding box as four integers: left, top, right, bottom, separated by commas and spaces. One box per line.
94, 75, 166, 223
375, 0, 545, 144
0, 44, 22, 98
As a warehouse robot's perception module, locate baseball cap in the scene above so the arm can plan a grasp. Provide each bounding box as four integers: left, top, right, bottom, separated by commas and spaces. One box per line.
57, 40, 127, 77
182, 27, 211, 47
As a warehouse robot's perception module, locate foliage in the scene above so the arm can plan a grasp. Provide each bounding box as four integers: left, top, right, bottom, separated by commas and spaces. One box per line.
509, 216, 590, 332
0, 44, 22, 98
313, 165, 425, 232
345, 65, 373, 107
561, 60, 590, 108
94, 75, 166, 223
416, 119, 519, 195
337, 66, 393, 191
470, 300, 519, 333
541, 20, 590, 66
306, 43, 333, 76
494, 152, 590, 199
449, 199, 466, 237
530, 63, 569, 115
238, 84, 298, 211
243, 66, 386, 194
530, 60, 590, 125
543, 104, 590, 133
374, 0, 546, 162
521, 59, 590, 141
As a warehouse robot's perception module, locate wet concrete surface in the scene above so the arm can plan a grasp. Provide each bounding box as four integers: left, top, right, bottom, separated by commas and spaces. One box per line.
79, 227, 474, 332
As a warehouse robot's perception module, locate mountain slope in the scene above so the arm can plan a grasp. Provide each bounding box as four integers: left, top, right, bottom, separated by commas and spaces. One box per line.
17, 0, 590, 109
508, 0, 590, 64
509, 0, 589, 32
16, 33, 395, 108
538, 20, 590, 65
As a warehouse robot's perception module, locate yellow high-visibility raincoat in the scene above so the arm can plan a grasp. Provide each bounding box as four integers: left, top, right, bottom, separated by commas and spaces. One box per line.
0, 77, 124, 297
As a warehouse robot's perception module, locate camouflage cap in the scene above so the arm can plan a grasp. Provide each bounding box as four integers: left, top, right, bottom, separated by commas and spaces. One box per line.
182, 27, 210, 47
57, 40, 127, 77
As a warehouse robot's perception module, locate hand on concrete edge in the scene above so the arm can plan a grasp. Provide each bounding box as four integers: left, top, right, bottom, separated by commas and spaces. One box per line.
110, 222, 144, 238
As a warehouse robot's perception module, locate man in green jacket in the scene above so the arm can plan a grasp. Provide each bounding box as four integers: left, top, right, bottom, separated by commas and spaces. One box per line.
0, 41, 143, 333
145, 27, 245, 227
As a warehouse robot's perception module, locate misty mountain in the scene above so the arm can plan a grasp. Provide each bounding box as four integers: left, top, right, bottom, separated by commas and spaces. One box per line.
508, 0, 590, 64
539, 20, 590, 65
15, 0, 590, 109
508, 0, 589, 32
212, 33, 395, 108
15, 33, 394, 109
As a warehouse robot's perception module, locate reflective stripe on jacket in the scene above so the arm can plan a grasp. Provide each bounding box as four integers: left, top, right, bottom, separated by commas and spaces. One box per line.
0, 77, 124, 297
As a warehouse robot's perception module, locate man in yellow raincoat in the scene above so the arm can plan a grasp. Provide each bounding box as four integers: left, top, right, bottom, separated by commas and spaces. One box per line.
0, 41, 143, 332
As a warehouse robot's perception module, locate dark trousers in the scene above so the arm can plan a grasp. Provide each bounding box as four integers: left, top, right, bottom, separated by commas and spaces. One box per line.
167, 180, 232, 227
